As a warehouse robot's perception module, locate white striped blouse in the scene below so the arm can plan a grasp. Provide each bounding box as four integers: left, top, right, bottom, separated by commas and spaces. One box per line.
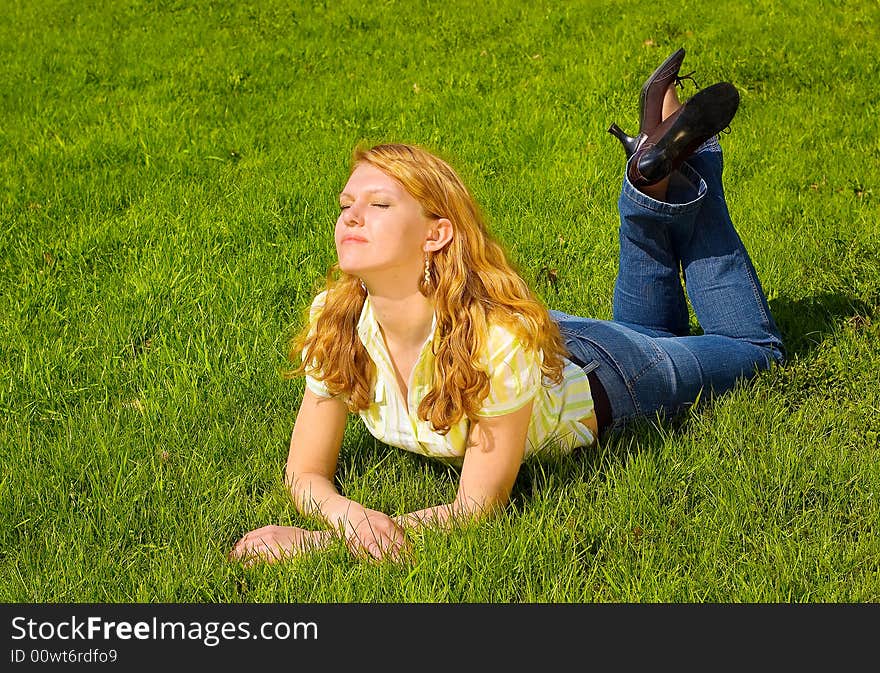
304, 291, 596, 465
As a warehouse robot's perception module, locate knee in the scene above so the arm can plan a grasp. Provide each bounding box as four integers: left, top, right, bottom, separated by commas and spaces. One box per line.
766, 342, 786, 367
773, 349, 785, 367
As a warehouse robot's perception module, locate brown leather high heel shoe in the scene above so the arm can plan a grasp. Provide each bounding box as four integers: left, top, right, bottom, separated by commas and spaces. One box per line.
608, 47, 687, 158
627, 81, 740, 187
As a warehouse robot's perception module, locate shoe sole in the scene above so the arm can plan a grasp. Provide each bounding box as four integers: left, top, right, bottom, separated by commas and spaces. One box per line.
639, 82, 740, 183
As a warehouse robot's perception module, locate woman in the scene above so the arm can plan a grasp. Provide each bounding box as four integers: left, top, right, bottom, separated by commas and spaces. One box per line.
230, 48, 785, 565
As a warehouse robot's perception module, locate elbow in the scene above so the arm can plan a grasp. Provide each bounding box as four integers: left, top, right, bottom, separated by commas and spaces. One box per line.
453, 490, 508, 521
286, 469, 333, 517
284, 461, 297, 489
284, 468, 311, 512
285, 460, 315, 496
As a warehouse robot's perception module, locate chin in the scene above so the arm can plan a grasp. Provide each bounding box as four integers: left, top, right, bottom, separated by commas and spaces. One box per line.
336, 258, 368, 277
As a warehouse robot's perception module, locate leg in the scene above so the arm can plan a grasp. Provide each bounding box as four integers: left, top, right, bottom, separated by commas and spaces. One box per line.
553, 311, 781, 429
575, 53, 784, 429
611, 154, 705, 337
562, 142, 783, 428
611, 80, 698, 337
634, 82, 688, 202
676, 145, 784, 354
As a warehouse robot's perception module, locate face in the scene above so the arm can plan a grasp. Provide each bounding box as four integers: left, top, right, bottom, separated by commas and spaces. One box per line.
335, 163, 434, 287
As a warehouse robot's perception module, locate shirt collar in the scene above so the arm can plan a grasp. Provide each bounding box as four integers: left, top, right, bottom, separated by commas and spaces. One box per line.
356, 294, 381, 345
357, 295, 438, 354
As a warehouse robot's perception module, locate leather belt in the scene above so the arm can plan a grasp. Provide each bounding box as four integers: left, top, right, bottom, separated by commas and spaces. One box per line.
586, 369, 612, 436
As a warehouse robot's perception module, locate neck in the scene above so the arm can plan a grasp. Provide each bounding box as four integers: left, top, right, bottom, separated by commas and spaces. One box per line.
367, 287, 435, 350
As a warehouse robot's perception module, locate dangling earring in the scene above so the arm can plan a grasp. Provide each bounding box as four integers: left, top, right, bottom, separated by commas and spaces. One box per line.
423, 254, 431, 286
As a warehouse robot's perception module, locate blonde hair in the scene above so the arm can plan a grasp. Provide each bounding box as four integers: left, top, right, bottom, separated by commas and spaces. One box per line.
289, 143, 567, 433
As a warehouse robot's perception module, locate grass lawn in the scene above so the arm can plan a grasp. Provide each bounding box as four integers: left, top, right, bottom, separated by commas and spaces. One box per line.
1, 0, 878, 602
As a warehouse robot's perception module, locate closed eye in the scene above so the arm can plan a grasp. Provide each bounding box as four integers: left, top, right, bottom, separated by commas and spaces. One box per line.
371, 203, 390, 208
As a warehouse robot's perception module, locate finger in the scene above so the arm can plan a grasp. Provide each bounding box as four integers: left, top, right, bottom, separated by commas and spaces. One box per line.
383, 534, 412, 563
229, 537, 253, 561
349, 537, 381, 562
253, 536, 285, 561
236, 535, 272, 557
385, 539, 407, 562
232, 535, 256, 556
230, 543, 255, 564
244, 550, 278, 568
363, 544, 385, 565
241, 544, 279, 568
378, 541, 407, 564
349, 536, 377, 560
369, 541, 385, 559
370, 532, 405, 560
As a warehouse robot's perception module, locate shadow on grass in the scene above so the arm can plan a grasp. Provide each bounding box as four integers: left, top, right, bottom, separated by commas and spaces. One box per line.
769, 291, 876, 359
512, 290, 878, 507
512, 412, 692, 509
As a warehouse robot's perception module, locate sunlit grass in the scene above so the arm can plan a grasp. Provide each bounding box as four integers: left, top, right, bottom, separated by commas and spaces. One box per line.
1, 0, 878, 602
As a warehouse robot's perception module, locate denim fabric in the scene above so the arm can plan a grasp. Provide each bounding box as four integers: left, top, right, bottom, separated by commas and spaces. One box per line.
551, 141, 785, 428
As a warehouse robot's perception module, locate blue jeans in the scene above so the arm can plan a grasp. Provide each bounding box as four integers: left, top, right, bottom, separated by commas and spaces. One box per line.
551, 140, 785, 430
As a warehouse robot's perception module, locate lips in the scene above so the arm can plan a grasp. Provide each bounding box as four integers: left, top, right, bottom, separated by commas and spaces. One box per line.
340, 235, 368, 244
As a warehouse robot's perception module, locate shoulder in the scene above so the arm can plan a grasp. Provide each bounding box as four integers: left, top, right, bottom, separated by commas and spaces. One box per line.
477, 318, 542, 417
484, 317, 540, 365
307, 290, 329, 321
310, 289, 329, 311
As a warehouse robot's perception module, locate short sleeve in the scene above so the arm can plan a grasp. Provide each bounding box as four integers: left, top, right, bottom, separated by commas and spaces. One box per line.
301, 291, 333, 398
476, 322, 542, 417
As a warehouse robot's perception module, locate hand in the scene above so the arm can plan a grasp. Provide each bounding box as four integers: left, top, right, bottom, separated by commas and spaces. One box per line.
229, 525, 325, 567
343, 508, 408, 562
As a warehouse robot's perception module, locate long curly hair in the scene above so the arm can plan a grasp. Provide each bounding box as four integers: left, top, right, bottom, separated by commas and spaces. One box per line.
288, 143, 568, 434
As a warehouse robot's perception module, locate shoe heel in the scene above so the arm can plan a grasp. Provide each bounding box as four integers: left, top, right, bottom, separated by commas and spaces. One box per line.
608, 123, 643, 158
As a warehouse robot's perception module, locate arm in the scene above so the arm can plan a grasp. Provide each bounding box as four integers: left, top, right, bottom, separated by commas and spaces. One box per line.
283, 390, 533, 554
286, 387, 407, 559
395, 321, 539, 531
231, 387, 406, 563
232, 394, 532, 564
394, 400, 533, 531
284, 386, 350, 523
228, 387, 347, 565
244, 391, 532, 561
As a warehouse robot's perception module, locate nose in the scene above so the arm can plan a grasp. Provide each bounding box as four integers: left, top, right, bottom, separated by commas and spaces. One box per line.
342, 203, 363, 227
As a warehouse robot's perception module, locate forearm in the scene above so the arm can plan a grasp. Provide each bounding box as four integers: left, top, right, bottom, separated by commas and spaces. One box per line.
394, 496, 501, 532
399, 403, 531, 533
301, 528, 336, 552
287, 470, 367, 531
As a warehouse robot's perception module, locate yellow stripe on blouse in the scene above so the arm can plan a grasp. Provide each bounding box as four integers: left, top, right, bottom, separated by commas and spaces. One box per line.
303, 291, 596, 465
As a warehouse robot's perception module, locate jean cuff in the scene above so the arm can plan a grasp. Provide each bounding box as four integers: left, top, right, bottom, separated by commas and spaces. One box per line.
621, 158, 707, 215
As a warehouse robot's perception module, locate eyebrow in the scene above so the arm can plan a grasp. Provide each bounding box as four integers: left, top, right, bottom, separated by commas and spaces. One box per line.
338, 188, 396, 200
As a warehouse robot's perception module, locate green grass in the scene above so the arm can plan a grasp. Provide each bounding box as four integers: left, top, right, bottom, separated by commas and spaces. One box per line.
1, 0, 878, 602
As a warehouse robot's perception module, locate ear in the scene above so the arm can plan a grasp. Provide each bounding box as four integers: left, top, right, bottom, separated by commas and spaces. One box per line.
423, 217, 453, 253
